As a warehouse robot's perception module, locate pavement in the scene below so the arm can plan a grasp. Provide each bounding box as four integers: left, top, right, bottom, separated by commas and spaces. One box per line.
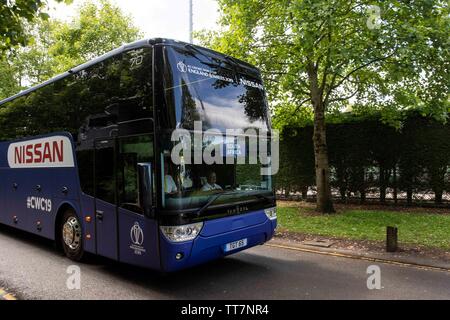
269, 238, 450, 272
1, 223, 450, 300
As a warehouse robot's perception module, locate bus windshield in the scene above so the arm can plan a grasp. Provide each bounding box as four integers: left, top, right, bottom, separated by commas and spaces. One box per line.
161, 45, 274, 212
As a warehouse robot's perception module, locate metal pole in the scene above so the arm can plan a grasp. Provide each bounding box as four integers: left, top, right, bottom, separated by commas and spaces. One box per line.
189, 0, 193, 43
386, 226, 398, 252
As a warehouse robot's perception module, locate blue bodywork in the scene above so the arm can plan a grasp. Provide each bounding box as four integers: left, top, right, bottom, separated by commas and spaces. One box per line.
0, 132, 276, 272
0, 133, 82, 241
159, 210, 276, 272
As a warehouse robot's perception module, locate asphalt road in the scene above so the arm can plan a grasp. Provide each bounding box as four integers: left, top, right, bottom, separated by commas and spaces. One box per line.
1, 224, 450, 300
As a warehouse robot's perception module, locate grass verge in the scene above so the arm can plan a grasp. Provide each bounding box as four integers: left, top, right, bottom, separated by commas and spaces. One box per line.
277, 203, 450, 250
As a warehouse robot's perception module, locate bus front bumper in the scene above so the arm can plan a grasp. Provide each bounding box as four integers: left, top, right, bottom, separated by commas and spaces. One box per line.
159, 212, 276, 272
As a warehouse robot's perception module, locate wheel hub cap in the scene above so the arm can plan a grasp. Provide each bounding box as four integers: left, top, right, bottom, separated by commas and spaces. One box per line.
63, 217, 81, 250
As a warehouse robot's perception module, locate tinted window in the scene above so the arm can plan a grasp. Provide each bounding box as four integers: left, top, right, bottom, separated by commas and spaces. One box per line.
118, 48, 153, 135
76, 149, 94, 196
75, 56, 122, 143
0, 95, 29, 140
0, 84, 56, 139
95, 139, 116, 203
0, 46, 153, 142
118, 135, 154, 214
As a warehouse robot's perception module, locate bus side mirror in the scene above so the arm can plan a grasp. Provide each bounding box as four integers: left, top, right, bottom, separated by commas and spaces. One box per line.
138, 162, 153, 217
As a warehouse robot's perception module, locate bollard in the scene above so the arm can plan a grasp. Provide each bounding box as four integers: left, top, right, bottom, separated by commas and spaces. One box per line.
386, 226, 398, 252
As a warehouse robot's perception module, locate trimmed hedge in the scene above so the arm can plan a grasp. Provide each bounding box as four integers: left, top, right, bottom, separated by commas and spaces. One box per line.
277, 113, 450, 205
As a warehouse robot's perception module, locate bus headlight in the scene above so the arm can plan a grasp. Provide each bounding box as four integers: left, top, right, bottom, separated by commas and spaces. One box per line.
160, 222, 203, 242
264, 207, 277, 220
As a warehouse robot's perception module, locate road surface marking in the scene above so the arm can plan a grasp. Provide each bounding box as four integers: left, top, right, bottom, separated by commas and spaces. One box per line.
266, 243, 450, 273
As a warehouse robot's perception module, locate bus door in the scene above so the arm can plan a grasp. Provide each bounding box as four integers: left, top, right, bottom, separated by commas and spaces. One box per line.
94, 138, 118, 260
116, 134, 160, 269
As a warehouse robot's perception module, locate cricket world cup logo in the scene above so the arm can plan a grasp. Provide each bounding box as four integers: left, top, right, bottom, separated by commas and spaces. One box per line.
177, 61, 187, 73
130, 222, 144, 246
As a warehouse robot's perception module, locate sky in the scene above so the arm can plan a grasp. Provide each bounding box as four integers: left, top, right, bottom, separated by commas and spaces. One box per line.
48, 0, 220, 43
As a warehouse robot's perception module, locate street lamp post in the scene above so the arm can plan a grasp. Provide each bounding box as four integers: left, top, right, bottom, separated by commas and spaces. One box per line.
189, 0, 193, 43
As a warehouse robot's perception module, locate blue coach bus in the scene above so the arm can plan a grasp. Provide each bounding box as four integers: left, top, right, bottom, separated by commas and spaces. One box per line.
0, 39, 277, 272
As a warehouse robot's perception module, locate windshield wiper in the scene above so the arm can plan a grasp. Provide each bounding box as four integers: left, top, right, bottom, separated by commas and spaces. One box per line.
183, 44, 216, 66
196, 191, 240, 217
196, 190, 273, 217
184, 44, 238, 73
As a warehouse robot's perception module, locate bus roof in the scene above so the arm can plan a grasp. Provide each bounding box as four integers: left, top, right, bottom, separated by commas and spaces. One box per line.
0, 38, 257, 107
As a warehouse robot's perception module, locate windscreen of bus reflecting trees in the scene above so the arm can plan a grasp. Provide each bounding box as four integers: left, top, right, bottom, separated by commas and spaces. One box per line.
162, 46, 271, 133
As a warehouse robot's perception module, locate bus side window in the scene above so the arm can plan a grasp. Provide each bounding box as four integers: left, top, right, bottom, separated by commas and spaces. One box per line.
118, 47, 153, 135
95, 141, 116, 204
118, 135, 154, 215
76, 149, 94, 196
47, 54, 122, 142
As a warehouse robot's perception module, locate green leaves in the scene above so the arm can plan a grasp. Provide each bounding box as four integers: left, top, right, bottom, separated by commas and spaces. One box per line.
38, 12, 50, 20
48, 0, 141, 73
0, 0, 62, 53
0, 0, 141, 100
0, 58, 21, 99
198, 0, 449, 127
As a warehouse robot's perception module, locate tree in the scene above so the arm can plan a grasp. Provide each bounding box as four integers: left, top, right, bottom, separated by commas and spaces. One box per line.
0, 0, 70, 53
49, 0, 142, 73
0, 58, 21, 98
198, 0, 449, 213
0, 0, 142, 99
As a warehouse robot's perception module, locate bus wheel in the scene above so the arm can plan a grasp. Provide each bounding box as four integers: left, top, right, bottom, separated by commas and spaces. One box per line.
61, 209, 84, 261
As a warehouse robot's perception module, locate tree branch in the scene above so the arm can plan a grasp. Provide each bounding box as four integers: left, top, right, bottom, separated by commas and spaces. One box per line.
323, 68, 340, 107
328, 85, 360, 104
331, 52, 396, 90
291, 97, 312, 115
319, 31, 332, 94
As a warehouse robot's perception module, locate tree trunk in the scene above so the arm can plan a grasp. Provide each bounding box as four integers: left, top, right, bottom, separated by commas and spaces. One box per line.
393, 165, 398, 204
308, 63, 335, 213
434, 189, 443, 204
313, 112, 335, 212
379, 166, 387, 203
340, 187, 346, 201
285, 186, 290, 197
406, 188, 413, 205
360, 168, 366, 203
360, 189, 366, 203
301, 186, 308, 201
335, 164, 346, 201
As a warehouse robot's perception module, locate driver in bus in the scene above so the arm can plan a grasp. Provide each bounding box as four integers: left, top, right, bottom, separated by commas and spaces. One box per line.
164, 159, 178, 194
201, 171, 223, 191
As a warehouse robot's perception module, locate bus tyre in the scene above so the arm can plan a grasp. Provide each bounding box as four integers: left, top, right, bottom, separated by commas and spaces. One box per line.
61, 209, 84, 261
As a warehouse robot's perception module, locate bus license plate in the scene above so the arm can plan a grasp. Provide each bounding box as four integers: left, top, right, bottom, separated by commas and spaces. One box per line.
224, 238, 247, 252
